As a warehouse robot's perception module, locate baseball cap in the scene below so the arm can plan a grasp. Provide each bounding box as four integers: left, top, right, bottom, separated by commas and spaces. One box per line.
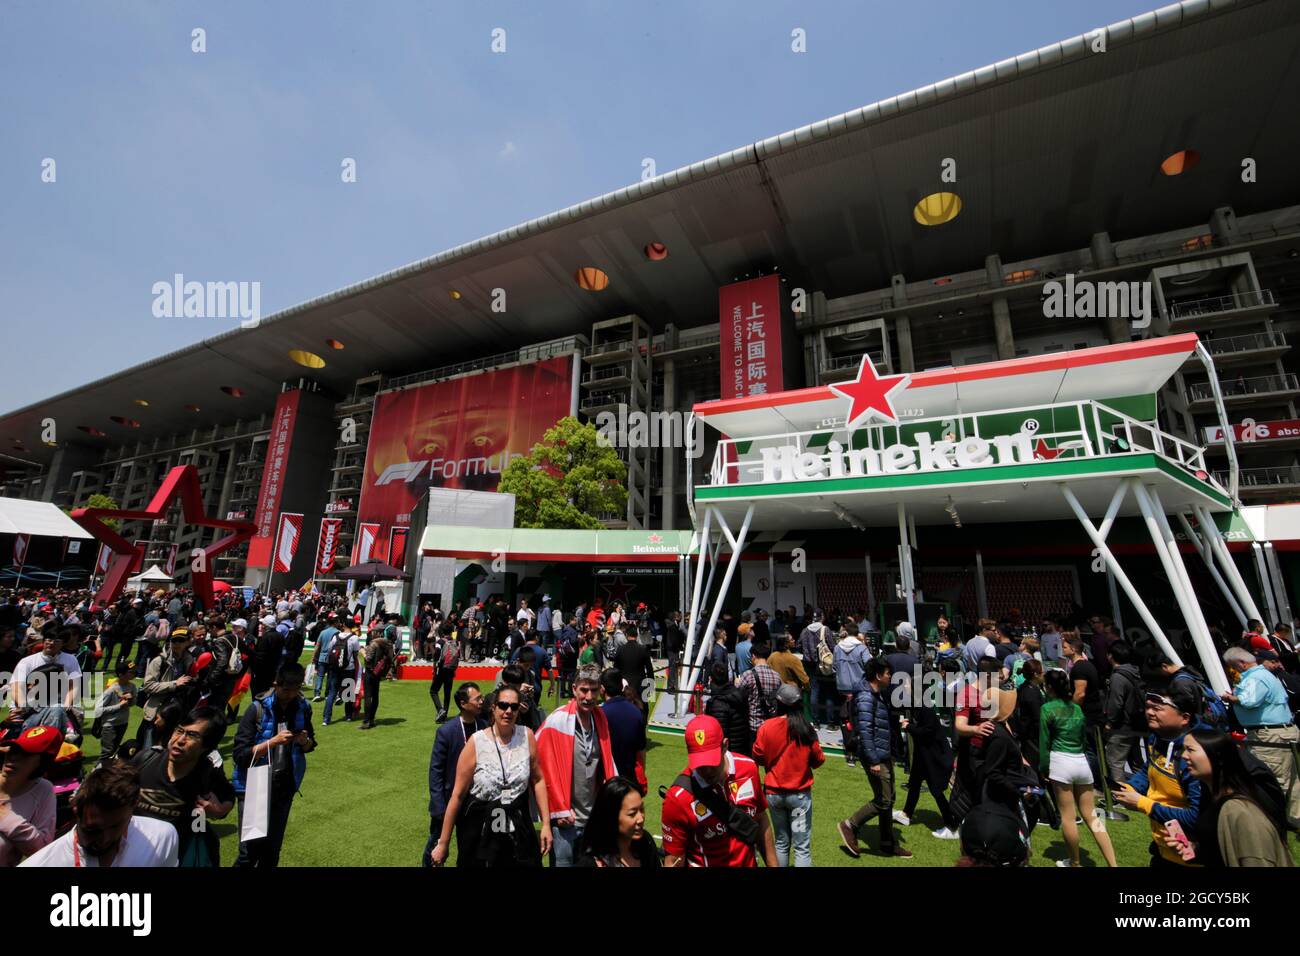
684, 715, 724, 770
232, 618, 248, 629
775, 683, 802, 707
260, 614, 275, 626
897, 622, 916, 640
1249, 634, 1273, 652
5, 725, 65, 756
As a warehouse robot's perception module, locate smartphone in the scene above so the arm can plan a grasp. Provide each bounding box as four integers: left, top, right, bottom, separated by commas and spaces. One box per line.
1164, 819, 1189, 847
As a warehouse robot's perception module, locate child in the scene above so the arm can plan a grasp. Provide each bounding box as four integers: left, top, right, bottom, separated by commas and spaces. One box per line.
95, 660, 137, 765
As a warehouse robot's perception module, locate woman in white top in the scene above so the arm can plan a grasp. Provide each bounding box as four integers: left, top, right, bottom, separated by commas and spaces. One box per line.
431, 684, 552, 867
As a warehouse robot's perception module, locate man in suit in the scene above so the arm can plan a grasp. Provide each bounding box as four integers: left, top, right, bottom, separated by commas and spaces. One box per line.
422, 682, 488, 866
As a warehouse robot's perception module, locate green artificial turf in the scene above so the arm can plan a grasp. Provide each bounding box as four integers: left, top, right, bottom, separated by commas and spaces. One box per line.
75, 675, 1300, 867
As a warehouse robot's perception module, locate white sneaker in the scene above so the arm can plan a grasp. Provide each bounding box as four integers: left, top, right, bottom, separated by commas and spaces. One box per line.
930, 827, 959, 840
1055, 859, 1077, 868
892, 811, 911, 826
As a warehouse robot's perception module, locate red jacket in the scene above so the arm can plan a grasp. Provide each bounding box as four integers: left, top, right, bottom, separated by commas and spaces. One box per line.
752, 716, 825, 791
536, 700, 616, 820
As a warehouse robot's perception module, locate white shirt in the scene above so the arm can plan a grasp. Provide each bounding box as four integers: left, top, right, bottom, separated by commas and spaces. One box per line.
20, 815, 178, 867
516, 607, 534, 625
10, 651, 82, 706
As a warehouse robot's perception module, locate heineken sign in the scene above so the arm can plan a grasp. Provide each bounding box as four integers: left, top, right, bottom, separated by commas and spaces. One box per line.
760, 431, 1036, 483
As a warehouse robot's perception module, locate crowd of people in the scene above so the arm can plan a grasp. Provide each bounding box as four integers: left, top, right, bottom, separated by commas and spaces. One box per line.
1, 582, 1297, 869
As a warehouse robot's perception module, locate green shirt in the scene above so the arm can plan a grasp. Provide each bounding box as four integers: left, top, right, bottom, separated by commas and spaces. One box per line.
578, 646, 597, 666
1039, 698, 1086, 772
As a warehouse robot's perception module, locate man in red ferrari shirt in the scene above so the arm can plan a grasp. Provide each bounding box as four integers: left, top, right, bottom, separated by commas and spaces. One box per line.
661, 715, 778, 867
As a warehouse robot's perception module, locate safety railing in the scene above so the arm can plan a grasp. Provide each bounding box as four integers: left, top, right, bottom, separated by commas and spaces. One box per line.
1188, 373, 1300, 403
1168, 289, 1274, 321
1202, 331, 1287, 357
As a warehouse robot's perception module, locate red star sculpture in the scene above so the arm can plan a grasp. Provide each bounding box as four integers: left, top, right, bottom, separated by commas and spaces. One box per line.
829, 355, 910, 428
71, 464, 257, 609
1033, 439, 1061, 461
600, 575, 636, 606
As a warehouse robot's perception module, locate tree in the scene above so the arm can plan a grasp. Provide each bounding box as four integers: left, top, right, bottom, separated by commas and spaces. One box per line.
498, 416, 627, 529
68, 493, 122, 530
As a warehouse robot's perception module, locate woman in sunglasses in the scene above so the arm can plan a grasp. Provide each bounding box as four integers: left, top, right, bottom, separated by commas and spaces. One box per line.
431, 684, 552, 867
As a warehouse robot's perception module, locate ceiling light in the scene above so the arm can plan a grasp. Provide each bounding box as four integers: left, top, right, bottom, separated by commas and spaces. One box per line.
109, 416, 141, 428
288, 349, 326, 369
449, 290, 462, 300
185, 404, 201, 413
133, 399, 149, 407
575, 267, 610, 291
1160, 149, 1200, 176
77, 426, 107, 437
913, 192, 961, 226
644, 242, 668, 261
325, 338, 345, 350
220, 386, 245, 397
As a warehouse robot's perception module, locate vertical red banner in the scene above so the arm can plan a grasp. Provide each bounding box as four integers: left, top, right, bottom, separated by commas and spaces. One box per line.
95, 543, 112, 576
719, 275, 783, 400
315, 517, 343, 575
272, 513, 304, 573
132, 540, 148, 574
389, 526, 410, 568
247, 390, 302, 568
355, 522, 381, 565
164, 543, 179, 577
13, 533, 30, 567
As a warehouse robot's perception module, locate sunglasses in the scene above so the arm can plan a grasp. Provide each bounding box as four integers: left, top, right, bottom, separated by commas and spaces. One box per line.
495, 701, 520, 713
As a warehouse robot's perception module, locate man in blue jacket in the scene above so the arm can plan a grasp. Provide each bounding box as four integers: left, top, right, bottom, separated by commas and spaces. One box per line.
833, 623, 872, 766
422, 682, 487, 866
838, 659, 911, 859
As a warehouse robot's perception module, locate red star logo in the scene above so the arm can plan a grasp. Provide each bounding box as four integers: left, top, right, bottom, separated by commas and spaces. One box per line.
600, 576, 636, 605
71, 464, 256, 610
829, 355, 910, 428
1033, 439, 1061, 461
648, 533, 663, 544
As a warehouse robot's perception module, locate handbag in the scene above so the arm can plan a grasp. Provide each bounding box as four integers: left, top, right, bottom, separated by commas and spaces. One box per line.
241, 756, 272, 842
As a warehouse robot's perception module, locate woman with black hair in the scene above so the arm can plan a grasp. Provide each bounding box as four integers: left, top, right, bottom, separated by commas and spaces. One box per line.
575, 776, 659, 868
1040, 669, 1117, 867
1163, 728, 1293, 867
0, 725, 61, 865
753, 683, 825, 866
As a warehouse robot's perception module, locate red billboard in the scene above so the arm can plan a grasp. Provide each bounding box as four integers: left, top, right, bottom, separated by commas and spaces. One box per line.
247, 390, 301, 568
355, 356, 575, 565
315, 517, 343, 575
719, 275, 783, 400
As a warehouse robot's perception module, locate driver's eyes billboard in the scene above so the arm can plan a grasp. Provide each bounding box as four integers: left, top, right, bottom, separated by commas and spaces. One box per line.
354, 355, 575, 565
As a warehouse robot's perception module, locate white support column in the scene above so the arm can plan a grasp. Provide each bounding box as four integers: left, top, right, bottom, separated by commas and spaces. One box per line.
1263, 543, 1294, 628
974, 548, 989, 619
681, 505, 754, 700
1194, 504, 1264, 623
1251, 544, 1280, 629
768, 551, 777, 617
1105, 566, 1125, 635
1136, 485, 1230, 695
898, 502, 916, 625
677, 512, 714, 711
1060, 483, 1183, 667
1176, 512, 1247, 629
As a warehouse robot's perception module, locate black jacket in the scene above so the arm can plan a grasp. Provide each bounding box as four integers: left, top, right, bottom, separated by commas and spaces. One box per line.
614, 640, 654, 693
974, 723, 1031, 811
1014, 682, 1045, 767
428, 715, 488, 817
705, 682, 752, 756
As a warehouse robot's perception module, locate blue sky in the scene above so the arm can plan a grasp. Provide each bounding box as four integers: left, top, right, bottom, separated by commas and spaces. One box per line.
0, 0, 1157, 412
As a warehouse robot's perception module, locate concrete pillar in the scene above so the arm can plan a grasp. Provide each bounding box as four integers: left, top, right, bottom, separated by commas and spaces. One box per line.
1090, 231, 1117, 269
895, 317, 916, 373
39, 442, 101, 506
985, 254, 1003, 287
890, 274, 908, 307
661, 357, 676, 531
1209, 206, 1237, 244
1105, 313, 1131, 345
991, 297, 1015, 360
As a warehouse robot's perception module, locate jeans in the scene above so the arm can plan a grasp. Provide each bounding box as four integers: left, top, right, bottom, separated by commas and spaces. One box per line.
551, 822, 585, 867
234, 794, 295, 867
323, 670, 354, 724
767, 790, 813, 867
848, 760, 896, 852
312, 664, 327, 698
810, 679, 837, 725
1103, 729, 1140, 788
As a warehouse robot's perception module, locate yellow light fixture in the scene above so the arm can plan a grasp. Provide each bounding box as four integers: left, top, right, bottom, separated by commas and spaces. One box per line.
913, 192, 962, 226
449, 290, 462, 300
1160, 149, 1200, 176
575, 267, 610, 291
288, 349, 326, 369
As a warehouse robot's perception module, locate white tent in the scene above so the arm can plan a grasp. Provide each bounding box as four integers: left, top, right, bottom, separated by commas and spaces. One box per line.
0, 497, 93, 540
127, 564, 174, 588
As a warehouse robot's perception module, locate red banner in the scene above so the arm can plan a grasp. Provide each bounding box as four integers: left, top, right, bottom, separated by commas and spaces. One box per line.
315, 517, 343, 575
719, 275, 783, 400
355, 356, 574, 564
163, 543, 179, 577
95, 543, 112, 576
1204, 418, 1300, 443
389, 526, 410, 568
132, 540, 147, 574
272, 513, 304, 574
355, 522, 381, 565
13, 533, 29, 567
247, 390, 302, 568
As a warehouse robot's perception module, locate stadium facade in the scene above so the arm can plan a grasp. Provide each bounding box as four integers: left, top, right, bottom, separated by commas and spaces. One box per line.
5, 0, 1300, 631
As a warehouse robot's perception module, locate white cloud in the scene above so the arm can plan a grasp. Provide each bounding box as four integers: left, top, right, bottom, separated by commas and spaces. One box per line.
498, 141, 518, 161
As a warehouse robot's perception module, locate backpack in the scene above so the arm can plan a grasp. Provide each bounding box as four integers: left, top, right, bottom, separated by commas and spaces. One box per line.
440, 639, 460, 670
1172, 670, 1229, 728
371, 647, 393, 679
222, 636, 243, 676
328, 636, 353, 672
815, 626, 835, 678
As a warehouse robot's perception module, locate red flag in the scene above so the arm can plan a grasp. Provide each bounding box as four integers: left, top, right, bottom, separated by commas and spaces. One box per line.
95, 543, 112, 576
389, 526, 410, 568
164, 543, 179, 577
13, 533, 30, 567
355, 523, 381, 565
272, 513, 304, 574
132, 540, 148, 574
315, 517, 343, 575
